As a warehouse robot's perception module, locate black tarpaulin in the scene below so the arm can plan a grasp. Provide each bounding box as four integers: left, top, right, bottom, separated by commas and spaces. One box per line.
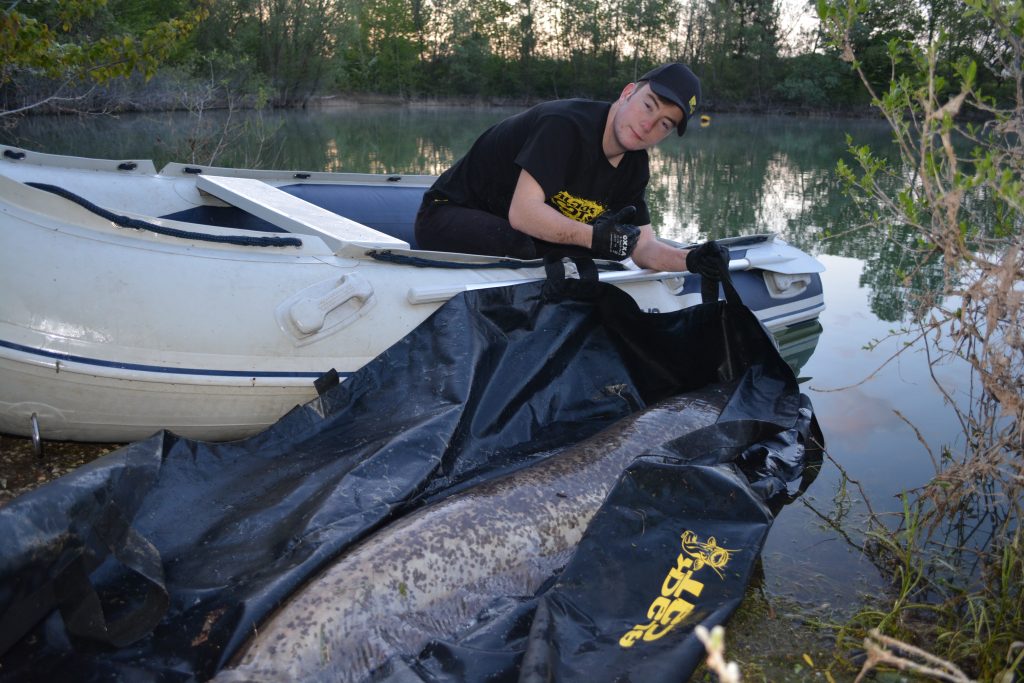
0, 257, 822, 682
380, 393, 821, 683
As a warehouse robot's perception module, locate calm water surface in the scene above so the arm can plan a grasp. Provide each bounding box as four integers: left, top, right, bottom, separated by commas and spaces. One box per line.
1, 107, 975, 612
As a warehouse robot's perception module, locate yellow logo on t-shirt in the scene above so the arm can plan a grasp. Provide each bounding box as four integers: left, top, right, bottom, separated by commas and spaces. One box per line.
551, 190, 605, 224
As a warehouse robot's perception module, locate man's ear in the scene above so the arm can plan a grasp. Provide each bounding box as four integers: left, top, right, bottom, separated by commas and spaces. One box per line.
620, 82, 638, 100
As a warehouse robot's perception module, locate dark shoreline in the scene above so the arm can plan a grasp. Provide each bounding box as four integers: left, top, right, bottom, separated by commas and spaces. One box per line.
4, 84, 883, 121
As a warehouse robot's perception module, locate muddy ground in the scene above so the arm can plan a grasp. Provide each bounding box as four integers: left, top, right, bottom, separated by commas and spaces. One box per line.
0, 433, 122, 507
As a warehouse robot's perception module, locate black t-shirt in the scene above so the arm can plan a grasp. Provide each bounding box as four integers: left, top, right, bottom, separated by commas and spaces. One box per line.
428, 99, 652, 226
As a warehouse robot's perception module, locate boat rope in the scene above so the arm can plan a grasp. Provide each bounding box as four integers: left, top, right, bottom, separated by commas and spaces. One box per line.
26, 182, 303, 248
367, 250, 628, 271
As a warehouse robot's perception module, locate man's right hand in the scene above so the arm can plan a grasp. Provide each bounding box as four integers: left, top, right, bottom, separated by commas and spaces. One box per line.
591, 206, 640, 260
685, 240, 731, 280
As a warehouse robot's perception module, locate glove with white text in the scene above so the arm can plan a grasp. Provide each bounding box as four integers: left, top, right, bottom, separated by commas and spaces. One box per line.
590, 206, 640, 261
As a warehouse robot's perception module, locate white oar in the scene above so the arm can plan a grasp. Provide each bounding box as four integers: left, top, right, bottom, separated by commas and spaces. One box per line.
406, 236, 823, 305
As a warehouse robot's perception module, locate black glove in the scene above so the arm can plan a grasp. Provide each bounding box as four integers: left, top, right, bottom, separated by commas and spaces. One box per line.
591, 206, 640, 261
685, 240, 730, 280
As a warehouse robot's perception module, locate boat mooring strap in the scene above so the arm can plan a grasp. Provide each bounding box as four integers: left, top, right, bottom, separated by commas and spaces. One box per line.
26, 182, 303, 248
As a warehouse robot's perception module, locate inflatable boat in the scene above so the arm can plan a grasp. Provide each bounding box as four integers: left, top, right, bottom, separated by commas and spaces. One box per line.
0, 146, 825, 442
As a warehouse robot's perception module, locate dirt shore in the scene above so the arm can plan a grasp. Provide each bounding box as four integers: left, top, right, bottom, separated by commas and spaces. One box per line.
0, 433, 122, 507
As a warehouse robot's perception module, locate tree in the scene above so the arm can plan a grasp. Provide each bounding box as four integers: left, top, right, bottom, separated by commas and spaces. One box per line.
773, 52, 859, 108
620, 0, 681, 70
256, 0, 346, 105
0, 0, 207, 117
687, 0, 783, 105
516, 0, 537, 93
840, 0, 924, 96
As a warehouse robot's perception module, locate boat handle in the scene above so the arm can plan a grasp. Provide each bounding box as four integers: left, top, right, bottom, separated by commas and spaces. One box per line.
289, 273, 373, 335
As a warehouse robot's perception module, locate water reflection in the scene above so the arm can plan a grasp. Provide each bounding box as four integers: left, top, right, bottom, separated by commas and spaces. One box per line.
774, 320, 823, 379
645, 115, 894, 253
272, 107, 518, 177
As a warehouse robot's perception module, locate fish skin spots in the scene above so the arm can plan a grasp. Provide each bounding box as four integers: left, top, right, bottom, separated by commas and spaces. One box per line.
219, 386, 731, 682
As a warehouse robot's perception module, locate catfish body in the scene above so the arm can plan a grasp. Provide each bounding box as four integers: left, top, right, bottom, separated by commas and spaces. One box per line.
215, 384, 731, 682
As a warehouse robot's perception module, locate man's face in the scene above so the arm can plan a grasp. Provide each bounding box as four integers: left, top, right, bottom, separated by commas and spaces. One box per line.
611, 83, 683, 151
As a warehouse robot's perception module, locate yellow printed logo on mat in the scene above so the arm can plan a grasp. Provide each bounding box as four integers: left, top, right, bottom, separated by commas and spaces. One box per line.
619, 530, 736, 648
551, 190, 605, 224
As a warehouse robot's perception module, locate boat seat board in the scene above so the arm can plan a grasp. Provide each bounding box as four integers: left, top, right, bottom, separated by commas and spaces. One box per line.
195, 175, 409, 252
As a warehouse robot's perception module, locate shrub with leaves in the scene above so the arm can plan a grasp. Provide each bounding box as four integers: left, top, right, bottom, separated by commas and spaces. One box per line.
818, 0, 1023, 678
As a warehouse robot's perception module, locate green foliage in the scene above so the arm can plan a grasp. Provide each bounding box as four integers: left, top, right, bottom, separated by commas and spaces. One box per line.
0, 0, 207, 104
439, 32, 501, 96
184, 0, 804, 105
6, 0, 1022, 124
773, 52, 861, 108
344, 0, 425, 95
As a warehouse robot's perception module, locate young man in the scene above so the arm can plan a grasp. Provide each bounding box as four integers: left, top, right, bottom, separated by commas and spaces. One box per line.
414, 62, 728, 277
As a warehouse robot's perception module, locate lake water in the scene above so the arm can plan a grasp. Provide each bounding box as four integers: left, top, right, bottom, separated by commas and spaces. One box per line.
1, 107, 975, 615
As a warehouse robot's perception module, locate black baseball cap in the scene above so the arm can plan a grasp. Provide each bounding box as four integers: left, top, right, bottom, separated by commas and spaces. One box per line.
638, 63, 702, 135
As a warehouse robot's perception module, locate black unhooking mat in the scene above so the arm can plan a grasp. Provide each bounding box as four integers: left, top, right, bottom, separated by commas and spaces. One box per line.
0, 257, 823, 682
